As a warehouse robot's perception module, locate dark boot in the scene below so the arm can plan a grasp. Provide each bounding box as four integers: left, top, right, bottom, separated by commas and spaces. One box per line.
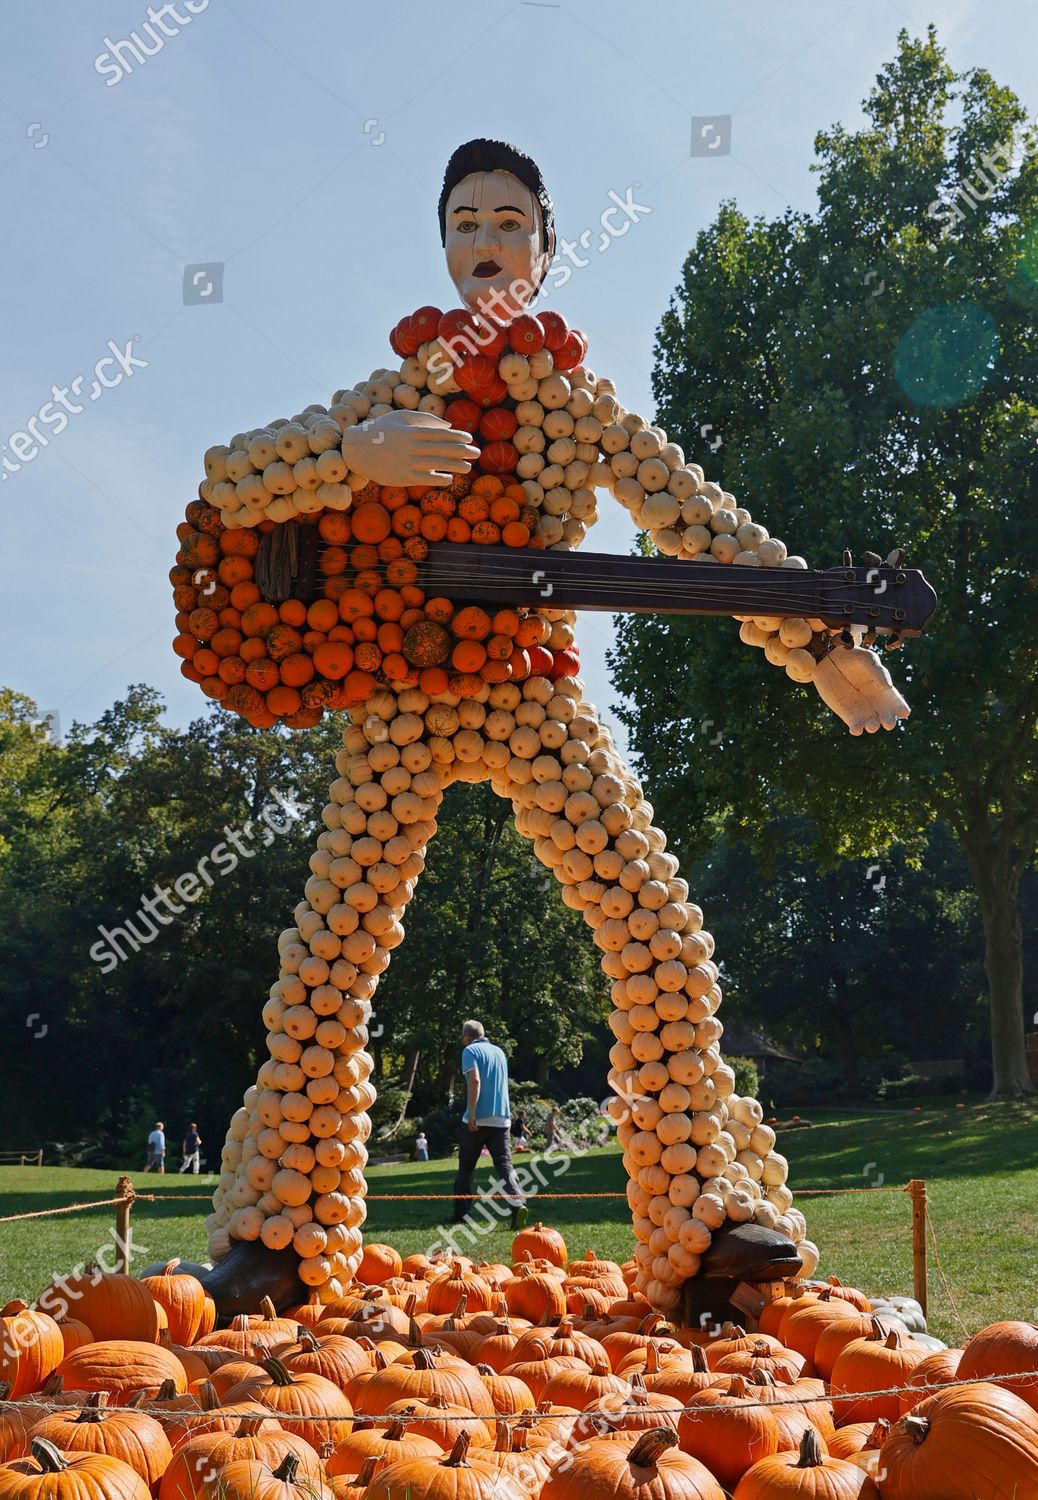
199, 1241, 305, 1320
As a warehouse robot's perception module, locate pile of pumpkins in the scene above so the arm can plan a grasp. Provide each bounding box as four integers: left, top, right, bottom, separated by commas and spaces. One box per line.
2, 1236, 1037, 1498
173, 304, 821, 731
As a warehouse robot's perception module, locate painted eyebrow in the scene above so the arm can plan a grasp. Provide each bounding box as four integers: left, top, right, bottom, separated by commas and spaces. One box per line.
451, 203, 529, 215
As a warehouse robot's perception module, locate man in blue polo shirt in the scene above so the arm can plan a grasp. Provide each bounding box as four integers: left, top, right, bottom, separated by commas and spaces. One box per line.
452, 1019, 527, 1230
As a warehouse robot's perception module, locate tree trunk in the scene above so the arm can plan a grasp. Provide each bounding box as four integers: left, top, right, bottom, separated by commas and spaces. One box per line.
962, 830, 1033, 1098
392, 1048, 421, 1133
830, 970, 863, 1099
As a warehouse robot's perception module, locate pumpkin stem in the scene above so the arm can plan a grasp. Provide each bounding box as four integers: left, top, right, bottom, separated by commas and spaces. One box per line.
384, 1415, 409, 1441
259, 1296, 279, 1321
794, 1428, 825, 1468
40, 1374, 64, 1397
637, 1312, 665, 1335
884, 1327, 905, 1349
644, 1342, 661, 1374
230, 1314, 250, 1332
126, 1391, 147, 1409
29, 1439, 69, 1474
261, 1357, 296, 1387
869, 1418, 891, 1446
198, 1381, 221, 1411
494, 1419, 512, 1452
476, 1364, 495, 1376
747, 1369, 777, 1387
155, 1379, 178, 1400
630, 1373, 648, 1404
298, 1331, 319, 1352
444, 1430, 472, 1467
161, 1259, 181, 1276
453, 1294, 467, 1319
271, 1454, 299, 1483
628, 1428, 679, 1468
0, 1301, 29, 1316
902, 1414, 930, 1445
74, 1393, 110, 1423
411, 1348, 437, 1371
356, 1456, 383, 1485
690, 1345, 709, 1374
234, 1418, 267, 1437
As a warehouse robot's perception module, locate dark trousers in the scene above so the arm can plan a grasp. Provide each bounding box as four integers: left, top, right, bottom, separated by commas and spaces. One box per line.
452, 1123, 524, 1221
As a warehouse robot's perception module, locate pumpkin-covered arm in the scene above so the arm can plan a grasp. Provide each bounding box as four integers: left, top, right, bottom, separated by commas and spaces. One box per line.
583, 376, 909, 733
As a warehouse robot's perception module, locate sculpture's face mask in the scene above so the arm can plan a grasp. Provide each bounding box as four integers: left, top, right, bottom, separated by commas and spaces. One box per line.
444, 169, 552, 319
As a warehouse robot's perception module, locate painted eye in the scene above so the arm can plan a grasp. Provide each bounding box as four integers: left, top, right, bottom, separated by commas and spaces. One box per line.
500, 219, 521, 232
457, 220, 477, 233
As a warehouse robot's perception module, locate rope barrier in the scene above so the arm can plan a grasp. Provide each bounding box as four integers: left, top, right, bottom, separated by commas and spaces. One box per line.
5, 1368, 1038, 1427
0, 1183, 908, 1222
925, 1207, 972, 1341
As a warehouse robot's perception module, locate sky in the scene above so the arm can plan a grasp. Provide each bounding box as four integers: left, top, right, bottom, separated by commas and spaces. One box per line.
2, 0, 1034, 758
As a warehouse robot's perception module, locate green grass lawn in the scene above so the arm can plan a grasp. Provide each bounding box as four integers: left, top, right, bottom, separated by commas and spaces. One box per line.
2, 1099, 1035, 1345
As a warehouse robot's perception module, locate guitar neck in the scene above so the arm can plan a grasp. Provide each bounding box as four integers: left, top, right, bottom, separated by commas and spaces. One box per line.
418, 543, 936, 636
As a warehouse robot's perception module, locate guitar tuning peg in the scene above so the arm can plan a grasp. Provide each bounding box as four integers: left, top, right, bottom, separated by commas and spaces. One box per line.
842, 550, 853, 568
885, 548, 905, 568
862, 551, 882, 568
884, 633, 904, 651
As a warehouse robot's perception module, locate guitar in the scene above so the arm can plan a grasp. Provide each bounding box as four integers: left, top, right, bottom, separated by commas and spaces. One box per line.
410, 543, 937, 637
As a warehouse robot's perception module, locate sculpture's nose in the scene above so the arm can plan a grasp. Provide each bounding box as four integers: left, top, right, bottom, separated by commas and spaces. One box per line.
473, 217, 500, 256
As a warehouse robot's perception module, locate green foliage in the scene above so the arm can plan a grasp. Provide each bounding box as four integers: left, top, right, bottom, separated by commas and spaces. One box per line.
612, 26, 1038, 1095
0, 685, 607, 1154
728, 1057, 760, 1101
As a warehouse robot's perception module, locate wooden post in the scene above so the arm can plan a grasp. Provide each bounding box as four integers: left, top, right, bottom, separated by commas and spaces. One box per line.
37, 1149, 43, 1167
906, 1179, 928, 1318
114, 1176, 135, 1274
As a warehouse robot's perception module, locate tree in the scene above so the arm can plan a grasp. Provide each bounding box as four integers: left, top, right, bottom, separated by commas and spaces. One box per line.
0, 686, 609, 1153
610, 27, 1038, 1095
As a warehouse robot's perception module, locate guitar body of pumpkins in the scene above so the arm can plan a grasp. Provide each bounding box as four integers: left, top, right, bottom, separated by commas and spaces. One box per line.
172, 307, 587, 730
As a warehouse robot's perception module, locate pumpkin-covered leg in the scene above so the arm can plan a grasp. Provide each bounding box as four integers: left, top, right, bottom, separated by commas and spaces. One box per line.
204, 685, 447, 1311
498, 664, 815, 1318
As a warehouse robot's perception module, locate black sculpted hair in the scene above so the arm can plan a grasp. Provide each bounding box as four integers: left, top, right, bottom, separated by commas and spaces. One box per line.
438, 138, 554, 252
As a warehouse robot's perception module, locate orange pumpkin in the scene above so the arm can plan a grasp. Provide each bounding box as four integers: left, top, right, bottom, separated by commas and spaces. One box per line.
958, 1321, 1038, 1413
55, 1342, 186, 1405
877, 1381, 1038, 1498
0, 1304, 63, 1398
29, 1393, 172, 1493
897, 1348, 963, 1414
158, 1418, 317, 1500
0, 1438, 151, 1500
830, 1321, 929, 1425
677, 1376, 781, 1492
323, 1412, 440, 1480
204, 1452, 340, 1500
357, 1243, 403, 1287
38, 1272, 161, 1345
501, 1266, 567, 1324
350, 1346, 493, 1421
140, 1265, 208, 1348
222, 1357, 352, 1449
541, 1427, 725, 1499
513, 1223, 568, 1269
734, 1427, 879, 1498
364, 1430, 527, 1500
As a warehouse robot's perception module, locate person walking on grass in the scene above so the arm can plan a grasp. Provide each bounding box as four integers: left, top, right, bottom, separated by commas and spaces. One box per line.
144, 1121, 165, 1173
180, 1122, 202, 1174
452, 1020, 527, 1230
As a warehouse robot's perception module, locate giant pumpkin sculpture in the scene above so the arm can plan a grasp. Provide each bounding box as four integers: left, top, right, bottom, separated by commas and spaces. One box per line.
175, 139, 928, 1319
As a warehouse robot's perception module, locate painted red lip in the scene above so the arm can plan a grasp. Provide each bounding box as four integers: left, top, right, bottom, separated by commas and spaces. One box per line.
473, 260, 501, 277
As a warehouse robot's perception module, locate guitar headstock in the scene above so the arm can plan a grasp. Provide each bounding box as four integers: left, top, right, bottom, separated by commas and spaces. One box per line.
815, 561, 937, 637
